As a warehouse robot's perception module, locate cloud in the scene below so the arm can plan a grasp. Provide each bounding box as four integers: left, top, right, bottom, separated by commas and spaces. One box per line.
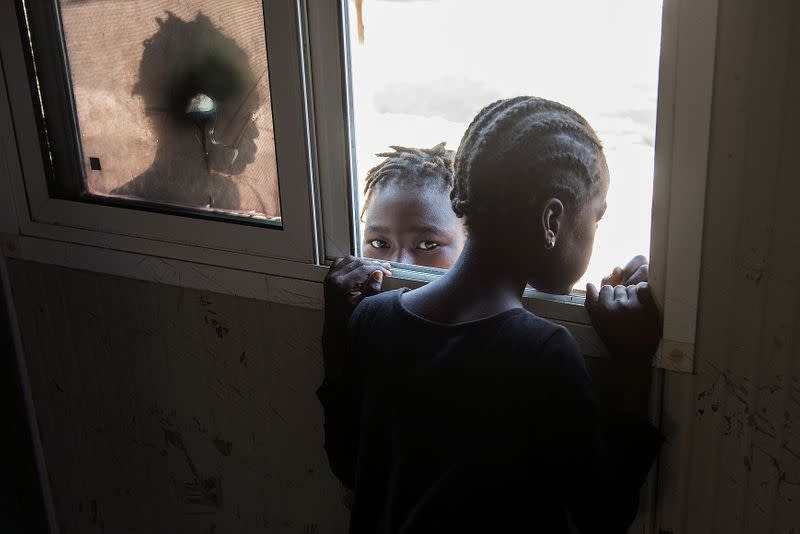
603, 108, 656, 129
373, 78, 500, 123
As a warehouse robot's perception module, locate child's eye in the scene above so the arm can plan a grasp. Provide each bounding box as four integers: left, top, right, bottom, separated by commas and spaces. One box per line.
417, 240, 439, 251
369, 239, 389, 249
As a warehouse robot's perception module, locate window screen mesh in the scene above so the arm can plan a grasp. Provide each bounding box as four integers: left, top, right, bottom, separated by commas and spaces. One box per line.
59, 0, 281, 221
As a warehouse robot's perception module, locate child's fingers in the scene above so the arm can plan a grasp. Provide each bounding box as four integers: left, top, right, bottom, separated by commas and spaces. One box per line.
346, 258, 391, 276
344, 261, 391, 281
626, 284, 638, 303
621, 255, 648, 281
343, 264, 390, 292
613, 284, 627, 301
338, 256, 369, 275
367, 263, 392, 277
371, 260, 392, 276
598, 284, 615, 308
602, 267, 623, 287
325, 257, 351, 280
636, 282, 656, 309
625, 264, 649, 285
585, 283, 599, 306
363, 271, 384, 297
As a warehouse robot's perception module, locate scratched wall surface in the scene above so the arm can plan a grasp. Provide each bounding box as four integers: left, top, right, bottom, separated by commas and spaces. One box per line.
7, 259, 347, 533
656, 0, 800, 533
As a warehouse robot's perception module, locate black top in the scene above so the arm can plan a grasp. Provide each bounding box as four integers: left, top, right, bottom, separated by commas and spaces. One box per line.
318, 289, 661, 533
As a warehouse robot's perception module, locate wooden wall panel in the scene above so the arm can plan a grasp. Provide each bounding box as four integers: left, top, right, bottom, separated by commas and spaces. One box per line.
8, 259, 347, 533
657, 1, 800, 533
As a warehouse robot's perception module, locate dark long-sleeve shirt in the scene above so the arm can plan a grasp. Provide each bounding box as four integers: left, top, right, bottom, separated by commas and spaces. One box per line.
318, 289, 662, 533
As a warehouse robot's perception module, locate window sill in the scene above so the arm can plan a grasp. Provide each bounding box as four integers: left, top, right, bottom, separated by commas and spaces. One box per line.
1, 231, 608, 357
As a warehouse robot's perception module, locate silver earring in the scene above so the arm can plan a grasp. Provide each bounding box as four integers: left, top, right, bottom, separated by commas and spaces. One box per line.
545, 238, 555, 250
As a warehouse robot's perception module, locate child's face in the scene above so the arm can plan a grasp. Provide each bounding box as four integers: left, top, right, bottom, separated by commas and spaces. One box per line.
363, 181, 466, 269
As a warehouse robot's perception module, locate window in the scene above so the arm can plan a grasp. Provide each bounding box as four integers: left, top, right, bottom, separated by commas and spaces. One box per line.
1, 0, 718, 369
5, 0, 316, 261
346, 0, 662, 289
54, 0, 282, 223
309, 0, 717, 371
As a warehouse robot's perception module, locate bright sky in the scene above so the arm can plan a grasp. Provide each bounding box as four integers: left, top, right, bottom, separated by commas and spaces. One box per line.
347, 0, 663, 289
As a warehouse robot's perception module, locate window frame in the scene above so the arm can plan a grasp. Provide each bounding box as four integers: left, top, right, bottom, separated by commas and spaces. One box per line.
648, 0, 719, 373
0, 0, 319, 263
307, 0, 717, 372
0, 0, 717, 370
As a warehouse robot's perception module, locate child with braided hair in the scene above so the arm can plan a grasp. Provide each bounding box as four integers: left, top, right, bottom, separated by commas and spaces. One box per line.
319, 97, 662, 532
320, 143, 465, 429
321, 143, 463, 335
360, 142, 465, 269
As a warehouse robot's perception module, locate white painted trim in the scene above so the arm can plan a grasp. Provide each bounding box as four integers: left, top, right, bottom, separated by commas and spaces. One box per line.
14, 219, 327, 282
649, 0, 718, 373
1, 233, 325, 309
304, 0, 359, 260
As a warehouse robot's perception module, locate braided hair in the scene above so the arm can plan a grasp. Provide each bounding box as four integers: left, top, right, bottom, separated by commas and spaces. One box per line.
361, 142, 454, 220
451, 96, 605, 229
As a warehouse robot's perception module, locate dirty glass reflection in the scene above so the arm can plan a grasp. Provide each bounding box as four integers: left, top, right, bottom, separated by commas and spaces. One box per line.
59, 1, 280, 222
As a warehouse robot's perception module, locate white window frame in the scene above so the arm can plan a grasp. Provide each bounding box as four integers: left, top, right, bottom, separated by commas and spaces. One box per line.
648, 0, 718, 373
0, 0, 319, 263
0, 0, 716, 371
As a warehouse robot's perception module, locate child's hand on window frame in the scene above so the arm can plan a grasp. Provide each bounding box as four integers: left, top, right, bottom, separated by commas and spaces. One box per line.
584, 281, 662, 365
321, 257, 392, 381
324, 256, 392, 317
601, 255, 649, 287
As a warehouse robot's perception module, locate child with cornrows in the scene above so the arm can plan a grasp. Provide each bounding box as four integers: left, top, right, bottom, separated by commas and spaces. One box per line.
320, 96, 662, 533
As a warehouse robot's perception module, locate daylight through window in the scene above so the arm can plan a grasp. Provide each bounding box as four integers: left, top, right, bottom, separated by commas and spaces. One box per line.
347, 0, 663, 288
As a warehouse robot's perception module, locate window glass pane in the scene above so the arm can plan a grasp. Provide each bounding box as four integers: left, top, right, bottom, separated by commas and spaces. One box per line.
348, 0, 662, 288
59, 0, 281, 223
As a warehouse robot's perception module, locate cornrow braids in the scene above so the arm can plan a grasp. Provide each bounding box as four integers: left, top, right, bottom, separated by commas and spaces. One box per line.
361, 142, 454, 220
451, 96, 605, 228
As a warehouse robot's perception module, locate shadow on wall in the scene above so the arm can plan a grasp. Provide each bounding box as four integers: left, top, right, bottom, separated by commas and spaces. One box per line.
110, 12, 261, 211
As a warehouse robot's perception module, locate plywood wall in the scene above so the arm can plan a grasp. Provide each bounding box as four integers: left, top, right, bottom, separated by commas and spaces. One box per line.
7, 259, 347, 533
656, 0, 800, 532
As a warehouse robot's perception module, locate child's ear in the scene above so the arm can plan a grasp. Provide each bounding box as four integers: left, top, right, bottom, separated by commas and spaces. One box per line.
541, 198, 564, 250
